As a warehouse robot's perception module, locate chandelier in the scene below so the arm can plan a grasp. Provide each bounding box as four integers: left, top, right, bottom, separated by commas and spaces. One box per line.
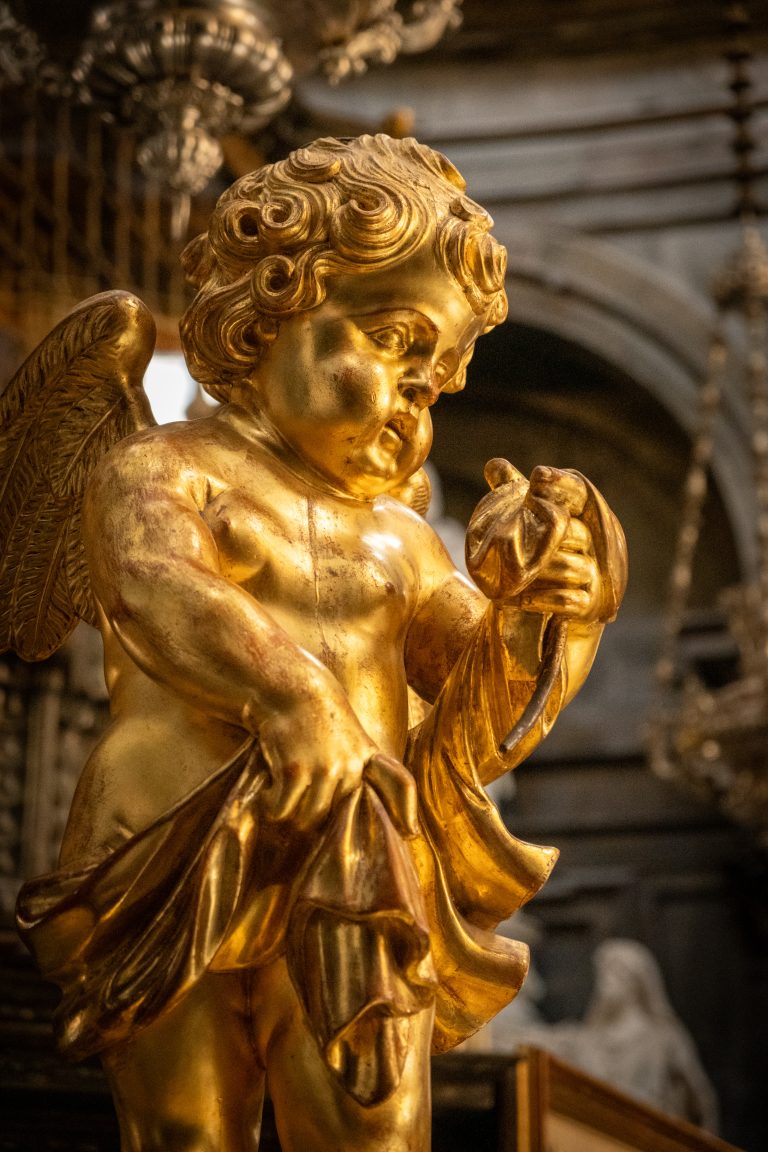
649, 3, 768, 843
73, 2, 295, 199
0, 1, 461, 201
0, 3, 44, 88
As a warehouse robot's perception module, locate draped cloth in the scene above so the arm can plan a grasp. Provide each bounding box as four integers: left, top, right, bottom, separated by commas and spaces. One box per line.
16, 609, 559, 1107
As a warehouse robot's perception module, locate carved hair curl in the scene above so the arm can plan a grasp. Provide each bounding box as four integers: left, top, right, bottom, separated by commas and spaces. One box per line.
180, 135, 508, 401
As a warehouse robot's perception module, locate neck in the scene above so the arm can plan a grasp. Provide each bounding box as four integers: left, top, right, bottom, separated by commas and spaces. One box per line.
218, 402, 373, 505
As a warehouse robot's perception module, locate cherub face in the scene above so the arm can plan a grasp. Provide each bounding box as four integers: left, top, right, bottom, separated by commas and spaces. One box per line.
250, 246, 485, 499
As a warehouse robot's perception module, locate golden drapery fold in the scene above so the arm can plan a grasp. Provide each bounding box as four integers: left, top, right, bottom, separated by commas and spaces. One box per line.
17, 606, 558, 1105
286, 776, 437, 1106
17, 742, 275, 1059
407, 606, 560, 1051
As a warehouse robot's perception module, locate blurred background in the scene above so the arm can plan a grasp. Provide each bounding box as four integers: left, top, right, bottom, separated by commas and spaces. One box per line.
1, 2, 767, 1148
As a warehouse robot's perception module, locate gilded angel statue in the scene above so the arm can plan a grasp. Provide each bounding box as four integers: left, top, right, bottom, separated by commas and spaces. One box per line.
0, 135, 627, 1151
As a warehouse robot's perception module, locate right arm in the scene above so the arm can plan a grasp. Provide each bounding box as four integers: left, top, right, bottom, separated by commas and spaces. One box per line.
84, 434, 377, 828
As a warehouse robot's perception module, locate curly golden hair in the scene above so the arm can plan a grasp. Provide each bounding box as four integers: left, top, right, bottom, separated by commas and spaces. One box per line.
180, 135, 508, 402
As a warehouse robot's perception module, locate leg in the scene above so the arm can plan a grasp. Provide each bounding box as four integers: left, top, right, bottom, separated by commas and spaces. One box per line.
102, 971, 265, 1152
249, 958, 433, 1152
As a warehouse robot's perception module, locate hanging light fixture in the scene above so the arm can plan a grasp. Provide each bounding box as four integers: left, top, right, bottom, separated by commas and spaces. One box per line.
0, 2, 461, 350
71, 1, 294, 237
290, 0, 463, 84
649, 2, 768, 843
0, 3, 45, 89
0, 0, 461, 218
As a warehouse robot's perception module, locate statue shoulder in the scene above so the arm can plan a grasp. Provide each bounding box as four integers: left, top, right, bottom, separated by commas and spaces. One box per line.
87, 416, 233, 509
377, 490, 462, 586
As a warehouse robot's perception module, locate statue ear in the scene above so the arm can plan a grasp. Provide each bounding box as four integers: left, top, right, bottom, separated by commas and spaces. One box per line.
179, 232, 212, 289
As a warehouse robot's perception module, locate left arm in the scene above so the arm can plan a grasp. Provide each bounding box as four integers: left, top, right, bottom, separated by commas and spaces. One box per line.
405, 462, 626, 782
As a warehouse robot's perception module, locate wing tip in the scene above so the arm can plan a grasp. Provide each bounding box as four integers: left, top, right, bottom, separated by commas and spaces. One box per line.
63, 291, 157, 383
70, 290, 156, 344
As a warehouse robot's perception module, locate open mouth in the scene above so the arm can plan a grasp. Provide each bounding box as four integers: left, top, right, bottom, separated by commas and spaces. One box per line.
385, 413, 417, 443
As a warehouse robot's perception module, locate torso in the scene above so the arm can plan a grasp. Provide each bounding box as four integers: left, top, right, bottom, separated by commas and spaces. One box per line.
60, 409, 436, 865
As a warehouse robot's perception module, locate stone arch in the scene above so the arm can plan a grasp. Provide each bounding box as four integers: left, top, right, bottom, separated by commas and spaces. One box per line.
496, 223, 755, 578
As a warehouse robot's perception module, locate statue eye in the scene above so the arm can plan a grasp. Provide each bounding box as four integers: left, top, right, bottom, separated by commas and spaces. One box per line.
437, 345, 473, 393
433, 354, 454, 386
364, 323, 412, 356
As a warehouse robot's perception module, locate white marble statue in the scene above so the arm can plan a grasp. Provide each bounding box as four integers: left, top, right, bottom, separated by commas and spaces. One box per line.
572, 939, 719, 1131
470, 935, 719, 1133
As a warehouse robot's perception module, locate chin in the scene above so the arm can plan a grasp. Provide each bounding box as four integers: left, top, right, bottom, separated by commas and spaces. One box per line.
343, 445, 424, 500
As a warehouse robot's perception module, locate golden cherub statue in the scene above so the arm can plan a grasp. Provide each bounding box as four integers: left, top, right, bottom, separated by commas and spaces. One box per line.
0, 135, 626, 1151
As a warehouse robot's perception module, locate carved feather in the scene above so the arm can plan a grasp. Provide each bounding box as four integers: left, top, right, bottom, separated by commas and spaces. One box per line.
0, 291, 156, 660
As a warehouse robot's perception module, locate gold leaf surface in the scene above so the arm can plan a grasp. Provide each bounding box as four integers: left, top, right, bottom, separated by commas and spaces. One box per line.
0, 292, 156, 660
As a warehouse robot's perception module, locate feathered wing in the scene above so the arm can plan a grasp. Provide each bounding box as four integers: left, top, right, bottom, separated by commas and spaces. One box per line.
0, 291, 156, 660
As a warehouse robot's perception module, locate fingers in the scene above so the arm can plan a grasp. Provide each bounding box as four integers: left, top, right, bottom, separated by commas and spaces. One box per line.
519, 586, 595, 616
522, 550, 600, 618
516, 493, 571, 569
529, 467, 593, 556
365, 753, 418, 837
261, 746, 419, 837
561, 516, 592, 554
529, 466, 587, 515
537, 550, 596, 586
476, 461, 602, 618
260, 765, 311, 825
262, 757, 364, 831
522, 467, 590, 569
484, 457, 527, 493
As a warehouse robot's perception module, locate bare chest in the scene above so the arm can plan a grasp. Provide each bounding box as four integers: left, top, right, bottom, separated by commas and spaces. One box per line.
200, 478, 418, 639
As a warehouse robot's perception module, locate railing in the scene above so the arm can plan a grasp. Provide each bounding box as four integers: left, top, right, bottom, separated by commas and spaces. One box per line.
0, 88, 198, 358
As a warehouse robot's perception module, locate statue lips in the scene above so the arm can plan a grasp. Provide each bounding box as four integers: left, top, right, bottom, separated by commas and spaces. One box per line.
384, 411, 419, 445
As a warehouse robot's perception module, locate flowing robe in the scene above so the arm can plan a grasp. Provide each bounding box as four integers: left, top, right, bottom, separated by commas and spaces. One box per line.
17, 607, 558, 1105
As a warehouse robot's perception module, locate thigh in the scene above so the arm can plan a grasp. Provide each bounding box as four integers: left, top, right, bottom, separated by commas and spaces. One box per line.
249, 959, 433, 1152
102, 971, 265, 1152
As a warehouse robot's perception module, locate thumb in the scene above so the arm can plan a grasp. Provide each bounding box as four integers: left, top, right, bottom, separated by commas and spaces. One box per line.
484, 457, 527, 493
364, 754, 419, 838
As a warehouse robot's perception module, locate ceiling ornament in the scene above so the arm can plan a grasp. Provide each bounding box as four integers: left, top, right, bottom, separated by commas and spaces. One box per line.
0, 2, 45, 89
0, 0, 460, 215
73, 2, 293, 198
296, 0, 463, 84
649, 2, 768, 844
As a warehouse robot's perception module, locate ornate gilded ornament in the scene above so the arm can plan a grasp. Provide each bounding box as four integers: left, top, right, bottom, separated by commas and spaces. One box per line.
0, 2, 46, 89
0, 1, 464, 264
650, 3, 768, 844
2, 135, 626, 1149
73, 1, 294, 195
0, 0, 462, 206
289, 0, 463, 84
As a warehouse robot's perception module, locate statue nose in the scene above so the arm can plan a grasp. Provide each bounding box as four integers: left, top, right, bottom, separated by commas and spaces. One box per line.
399, 368, 439, 409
